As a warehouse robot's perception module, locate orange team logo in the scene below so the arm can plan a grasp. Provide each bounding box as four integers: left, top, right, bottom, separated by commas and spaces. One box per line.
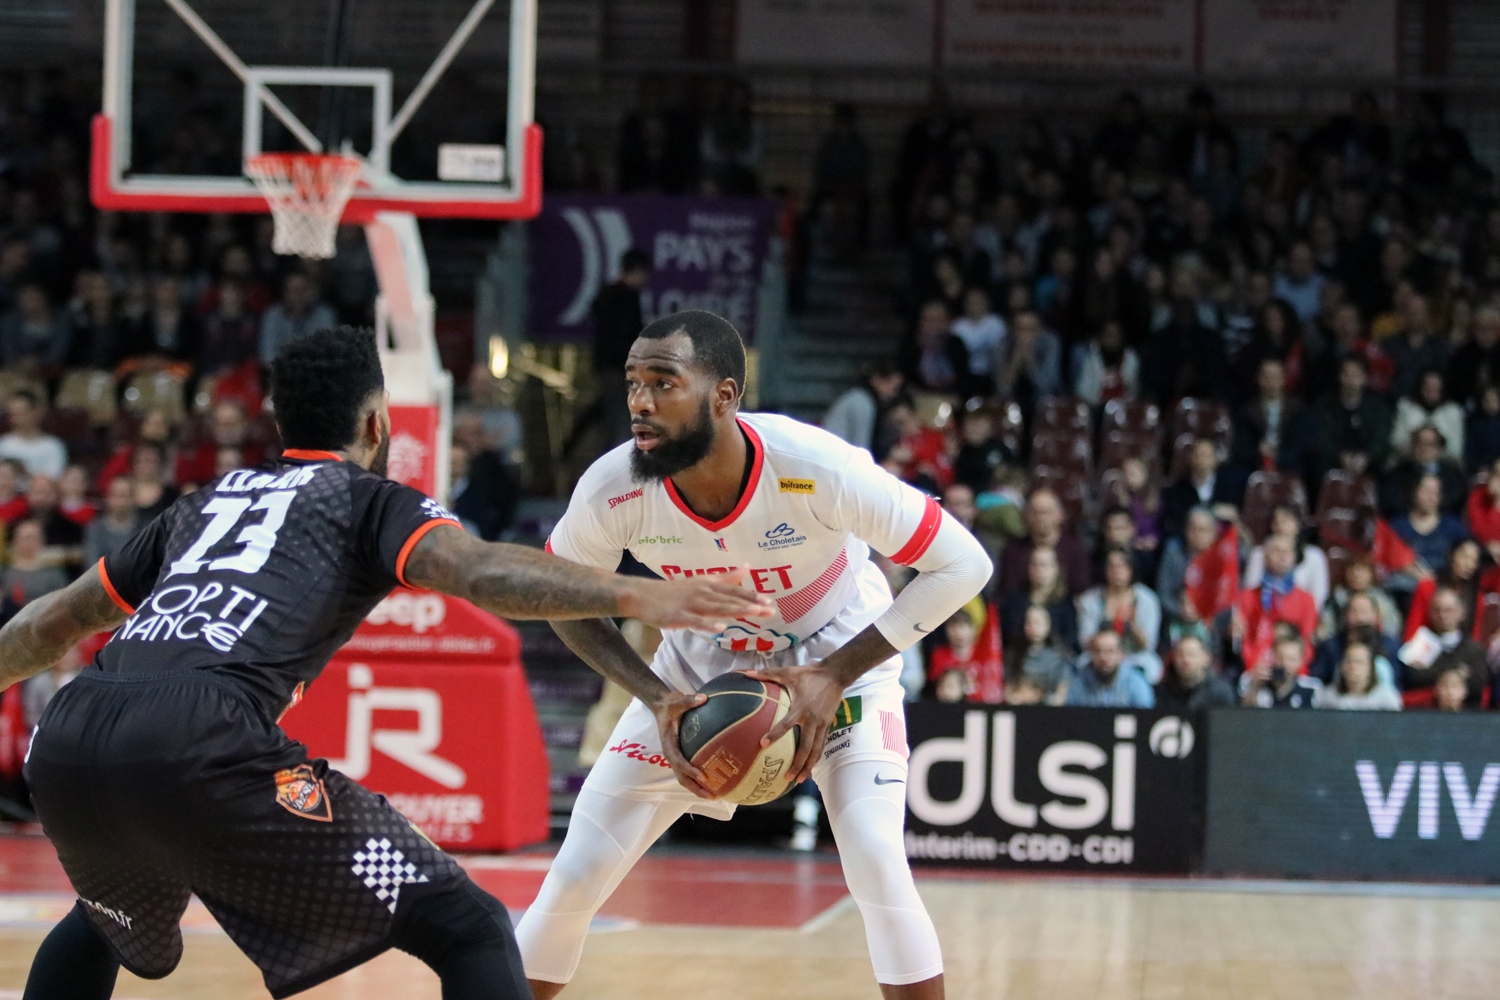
274, 764, 333, 822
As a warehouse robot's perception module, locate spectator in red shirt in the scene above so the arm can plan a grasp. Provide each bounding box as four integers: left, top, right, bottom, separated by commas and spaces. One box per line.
879, 398, 953, 492
926, 605, 1004, 704
1234, 533, 1318, 672
1465, 456, 1500, 563
175, 400, 264, 488
97, 408, 174, 494
0, 459, 28, 526
57, 465, 96, 527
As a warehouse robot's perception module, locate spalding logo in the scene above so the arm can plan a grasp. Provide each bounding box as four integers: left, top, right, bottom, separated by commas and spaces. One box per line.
1148, 717, 1195, 758
366, 592, 447, 634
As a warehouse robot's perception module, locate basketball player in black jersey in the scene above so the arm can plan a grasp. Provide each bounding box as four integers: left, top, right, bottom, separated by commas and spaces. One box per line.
0, 327, 771, 1000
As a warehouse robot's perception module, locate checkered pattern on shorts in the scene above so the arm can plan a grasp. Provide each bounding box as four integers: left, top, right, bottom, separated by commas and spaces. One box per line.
351, 837, 431, 913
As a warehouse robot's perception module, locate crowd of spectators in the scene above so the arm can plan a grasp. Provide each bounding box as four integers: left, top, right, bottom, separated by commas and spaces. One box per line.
825, 86, 1500, 714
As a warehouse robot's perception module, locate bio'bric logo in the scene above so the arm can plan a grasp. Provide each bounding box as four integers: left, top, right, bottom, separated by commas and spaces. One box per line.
766, 523, 795, 539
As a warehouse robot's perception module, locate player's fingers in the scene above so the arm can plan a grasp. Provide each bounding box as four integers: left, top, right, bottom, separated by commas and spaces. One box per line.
790, 723, 824, 783
661, 737, 715, 799
691, 591, 773, 617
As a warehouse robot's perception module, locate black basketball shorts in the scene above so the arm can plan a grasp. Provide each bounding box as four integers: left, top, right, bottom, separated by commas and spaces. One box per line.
24, 669, 465, 998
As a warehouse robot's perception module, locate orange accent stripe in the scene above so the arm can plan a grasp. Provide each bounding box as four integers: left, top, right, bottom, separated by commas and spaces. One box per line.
395, 519, 462, 587
281, 449, 344, 462
892, 497, 942, 566
96, 558, 135, 615
663, 418, 764, 533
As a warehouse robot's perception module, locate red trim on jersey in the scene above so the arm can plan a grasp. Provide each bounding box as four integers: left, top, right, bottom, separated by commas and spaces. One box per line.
96, 558, 134, 615
891, 496, 942, 566
281, 449, 344, 462
662, 418, 764, 533
544, 537, 554, 554
395, 519, 462, 587
776, 546, 848, 622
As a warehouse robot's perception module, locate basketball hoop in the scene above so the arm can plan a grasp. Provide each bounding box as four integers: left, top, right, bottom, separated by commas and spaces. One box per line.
245, 153, 364, 259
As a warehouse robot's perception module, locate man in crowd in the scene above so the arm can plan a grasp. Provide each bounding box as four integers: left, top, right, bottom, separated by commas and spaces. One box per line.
1064, 630, 1155, 708
258, 272, 337, 367
1162, 437, 1242, 541
1311, 355, 1392, 481
995, 486, 1091, 596
1154, 634, 1235, 712
590, 248, 653, 447
1242, 631, 1321, 708
1380, 425, 1468, 516
1309, 594, 1400, 688
0, 391, 66, 478
1401, 586, 1489, 707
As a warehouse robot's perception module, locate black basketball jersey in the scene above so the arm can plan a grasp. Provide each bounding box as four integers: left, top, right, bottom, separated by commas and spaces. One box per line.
97, 449, 461, 718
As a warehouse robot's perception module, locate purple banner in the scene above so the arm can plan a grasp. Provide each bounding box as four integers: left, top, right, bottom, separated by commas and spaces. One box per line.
528, 195, 776, 341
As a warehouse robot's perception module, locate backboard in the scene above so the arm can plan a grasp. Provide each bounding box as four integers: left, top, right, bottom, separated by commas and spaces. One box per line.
91, 0, 542, 223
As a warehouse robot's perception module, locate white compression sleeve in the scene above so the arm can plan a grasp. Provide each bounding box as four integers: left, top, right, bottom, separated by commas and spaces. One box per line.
822, 757, 944, 985
872, 510, 992, 652
516, 789, 683, 984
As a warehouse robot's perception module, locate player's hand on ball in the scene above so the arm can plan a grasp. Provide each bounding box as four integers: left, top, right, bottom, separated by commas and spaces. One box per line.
743, 663, 843, 785
649, 690, 719, 800
622, 569, 773, 633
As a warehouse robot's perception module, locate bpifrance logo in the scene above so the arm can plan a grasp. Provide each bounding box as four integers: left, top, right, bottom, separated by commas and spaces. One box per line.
274, 764, 333, 822
778, 477, 815, 494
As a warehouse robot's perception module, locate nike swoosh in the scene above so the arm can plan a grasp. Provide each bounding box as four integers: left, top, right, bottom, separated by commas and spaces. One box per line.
873, 775, 904, 786
914, 623, 932, 633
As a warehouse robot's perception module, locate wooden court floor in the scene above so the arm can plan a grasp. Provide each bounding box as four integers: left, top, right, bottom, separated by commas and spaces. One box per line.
0, 835, 1493, 999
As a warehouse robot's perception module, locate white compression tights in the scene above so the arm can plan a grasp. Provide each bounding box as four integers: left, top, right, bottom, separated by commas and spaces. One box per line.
516, 756, 942, 987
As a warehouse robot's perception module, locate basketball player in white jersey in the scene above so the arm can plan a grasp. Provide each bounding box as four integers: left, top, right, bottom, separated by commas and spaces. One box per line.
517, 310, 991, 999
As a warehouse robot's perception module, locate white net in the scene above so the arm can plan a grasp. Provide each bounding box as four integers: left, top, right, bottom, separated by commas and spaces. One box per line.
245, 153, 363, 259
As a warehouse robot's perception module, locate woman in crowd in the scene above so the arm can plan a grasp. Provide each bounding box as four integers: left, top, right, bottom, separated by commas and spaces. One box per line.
1000, 545, 1078, 654
1316, 553, 1402, 643
1391, 474, 1469, 577
1314, 633, 1402, 711
1242, 504, 1330, 609
1403, 538, 1487, 640
127, 441, 179, 521
1006, 604, 1071, 705
1104, 456, 1161, 556
1429, 665, 1471, 712
97, 408, 176, 493
1077, 547, 1164, 683
1390, 369, 1465, 462
1072, 319, 1140, 406
1156, 505, 1221, 623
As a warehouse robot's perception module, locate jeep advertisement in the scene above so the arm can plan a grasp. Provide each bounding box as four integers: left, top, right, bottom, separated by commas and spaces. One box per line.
904, 705, 1201, 872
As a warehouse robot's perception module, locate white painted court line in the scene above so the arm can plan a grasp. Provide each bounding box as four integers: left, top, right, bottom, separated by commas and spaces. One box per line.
799, 894, 856, 933
912, 874, 1500, 901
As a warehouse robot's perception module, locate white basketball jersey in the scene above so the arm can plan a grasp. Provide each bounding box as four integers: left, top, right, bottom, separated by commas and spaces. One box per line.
546, 413, 941, 694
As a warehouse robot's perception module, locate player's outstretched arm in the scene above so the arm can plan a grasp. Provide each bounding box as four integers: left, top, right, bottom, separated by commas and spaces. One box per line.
402, 524, 772, 633
0, 565, 130, 690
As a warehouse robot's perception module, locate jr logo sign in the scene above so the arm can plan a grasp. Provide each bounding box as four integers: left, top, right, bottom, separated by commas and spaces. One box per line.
327, 663, 467, 789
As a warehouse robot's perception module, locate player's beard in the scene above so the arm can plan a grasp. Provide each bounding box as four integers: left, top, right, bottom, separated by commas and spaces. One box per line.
370, 432, 390, 478
630, 397, 715, 482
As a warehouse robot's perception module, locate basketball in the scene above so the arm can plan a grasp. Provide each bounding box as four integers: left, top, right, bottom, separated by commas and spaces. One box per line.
678, 673, 799, 805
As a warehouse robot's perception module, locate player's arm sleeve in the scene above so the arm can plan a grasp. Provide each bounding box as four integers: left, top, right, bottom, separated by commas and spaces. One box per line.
360, 479, 466, 587
99, 510, 172, 613
826, 449, 993, 652
544, 481, 628, 571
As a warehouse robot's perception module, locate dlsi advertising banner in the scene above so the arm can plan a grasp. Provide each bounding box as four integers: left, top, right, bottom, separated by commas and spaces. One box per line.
904, 705, 1201, 872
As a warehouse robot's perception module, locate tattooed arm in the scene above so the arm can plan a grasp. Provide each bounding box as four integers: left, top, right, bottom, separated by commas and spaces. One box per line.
0, 565, 130, 690
402, 525, 771, 633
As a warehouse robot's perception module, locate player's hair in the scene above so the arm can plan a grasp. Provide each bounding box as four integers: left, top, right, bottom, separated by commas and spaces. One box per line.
637, 310, 746, 396
270, 326, 385, 450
